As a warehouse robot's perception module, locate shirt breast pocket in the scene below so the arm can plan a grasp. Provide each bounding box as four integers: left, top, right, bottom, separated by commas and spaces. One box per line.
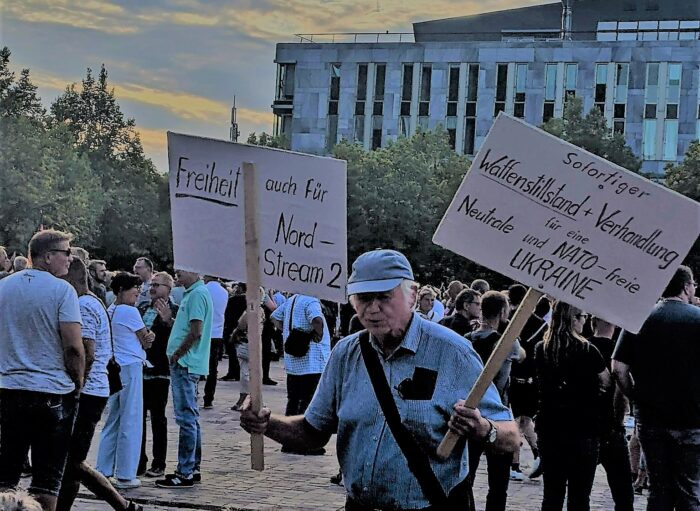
401, 400, 442, 444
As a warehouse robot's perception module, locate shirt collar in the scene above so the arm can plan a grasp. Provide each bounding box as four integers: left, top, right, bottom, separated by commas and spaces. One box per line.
369, 312, 422, 359
184, 279, 204, 294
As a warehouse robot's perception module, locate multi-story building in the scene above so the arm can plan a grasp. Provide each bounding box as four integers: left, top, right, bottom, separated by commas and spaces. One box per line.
272, 0, 699, 175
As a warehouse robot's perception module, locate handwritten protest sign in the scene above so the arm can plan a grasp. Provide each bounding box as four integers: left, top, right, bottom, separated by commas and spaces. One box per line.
434, 113, 699, 333
167, 132, 347, 302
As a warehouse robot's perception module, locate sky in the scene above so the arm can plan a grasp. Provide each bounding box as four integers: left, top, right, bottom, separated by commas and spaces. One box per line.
1, 0, 543, 173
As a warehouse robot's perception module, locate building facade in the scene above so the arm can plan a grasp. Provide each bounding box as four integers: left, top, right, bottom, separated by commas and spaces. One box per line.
272, 0, 700, 175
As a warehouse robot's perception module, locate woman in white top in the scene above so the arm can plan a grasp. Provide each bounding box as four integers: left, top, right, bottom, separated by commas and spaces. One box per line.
59, 260, 143, 511
96, 272, 154, 489
416, 286, 438, 321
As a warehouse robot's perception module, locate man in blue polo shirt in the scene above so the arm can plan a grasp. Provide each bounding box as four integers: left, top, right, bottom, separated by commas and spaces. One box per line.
156, 269, 212, 489
242, 249, 519, 509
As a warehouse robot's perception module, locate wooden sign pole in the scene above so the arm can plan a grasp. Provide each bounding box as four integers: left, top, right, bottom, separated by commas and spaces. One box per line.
243, 161, 265, 471
436, 287, 543, 459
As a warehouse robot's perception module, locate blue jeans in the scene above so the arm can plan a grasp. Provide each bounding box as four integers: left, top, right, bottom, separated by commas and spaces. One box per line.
638, 424, 700, 511
96, 362, 143, 480
170, 363, 202, 478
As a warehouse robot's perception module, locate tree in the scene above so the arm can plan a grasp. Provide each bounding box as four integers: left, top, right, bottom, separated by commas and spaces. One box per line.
334, 129, 510, 287
51, 65, 172, 264
542, 97, 642, 173
246, 131, 290, 150
664, 140, 700, 271
0, 116, 101, 251
0, 47, 45, 120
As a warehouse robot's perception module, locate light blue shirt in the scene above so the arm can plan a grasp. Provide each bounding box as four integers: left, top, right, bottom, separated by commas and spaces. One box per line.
167, 280, 213, 376
271, 294, 330, 375
273, 292, 287, 307
305, 313, 512, 509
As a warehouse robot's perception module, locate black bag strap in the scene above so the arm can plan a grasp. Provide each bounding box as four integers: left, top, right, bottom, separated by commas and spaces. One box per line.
101, 299, 117, 360
358, 331, 449, 507
287, 295, 298, 335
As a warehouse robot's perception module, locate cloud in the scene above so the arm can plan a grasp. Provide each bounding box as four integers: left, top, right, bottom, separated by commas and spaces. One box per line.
7, 0, 542, 40
135, 127, 167, 154
4, 0, 138, 34
31, 69, 272, 129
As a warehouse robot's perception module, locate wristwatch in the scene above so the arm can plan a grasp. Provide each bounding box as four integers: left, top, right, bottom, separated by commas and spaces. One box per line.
484, 419, 498, 445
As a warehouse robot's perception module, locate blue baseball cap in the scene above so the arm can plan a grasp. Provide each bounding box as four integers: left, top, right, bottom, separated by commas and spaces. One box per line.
347, 249, 414, 296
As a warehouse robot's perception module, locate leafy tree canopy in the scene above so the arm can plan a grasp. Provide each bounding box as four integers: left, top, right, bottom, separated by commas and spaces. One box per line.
542, 97, 642, 173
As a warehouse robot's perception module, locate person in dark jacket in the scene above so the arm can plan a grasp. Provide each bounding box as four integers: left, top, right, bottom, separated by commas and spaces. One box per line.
439, 288, 482, 336
137, 272, 178, 478
534, 301, 609, 511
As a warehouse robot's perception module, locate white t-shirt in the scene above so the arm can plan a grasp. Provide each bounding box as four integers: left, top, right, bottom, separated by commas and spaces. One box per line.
107, 303, 146, 366
80, 295, 111, 397
206, 281, 228, 338
430, 299, 445, 322
0, 269, 82, 394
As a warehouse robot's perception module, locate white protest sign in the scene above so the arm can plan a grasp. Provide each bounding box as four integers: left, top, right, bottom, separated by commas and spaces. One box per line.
434, 113, 699, 333
167, 133, 348, 302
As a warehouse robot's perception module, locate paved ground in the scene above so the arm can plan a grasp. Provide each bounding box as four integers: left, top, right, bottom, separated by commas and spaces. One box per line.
67, 358, 648, 510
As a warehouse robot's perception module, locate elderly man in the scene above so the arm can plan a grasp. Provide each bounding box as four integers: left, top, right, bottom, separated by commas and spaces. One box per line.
137, 272, 179, 478
242, 249, 518, 510
0, 230, 85, 511
13, 255, 28, 272
613, 265, 700, 510
156, 270, 212, 489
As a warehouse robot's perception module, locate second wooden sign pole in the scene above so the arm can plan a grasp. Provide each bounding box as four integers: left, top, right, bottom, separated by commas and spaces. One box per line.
243, 161, 265, 471
436, 287, 543, 459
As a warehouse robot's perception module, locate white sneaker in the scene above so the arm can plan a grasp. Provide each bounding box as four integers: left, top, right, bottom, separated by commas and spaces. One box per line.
510, 469, 525, 481
112, 477, 141, 489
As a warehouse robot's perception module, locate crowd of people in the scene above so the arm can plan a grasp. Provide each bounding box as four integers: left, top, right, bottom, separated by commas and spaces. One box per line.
0, 235, 698, 511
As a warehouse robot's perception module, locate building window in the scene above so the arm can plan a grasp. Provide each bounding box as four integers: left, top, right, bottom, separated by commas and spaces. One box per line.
372, 64, 386, 148
543, 63, 557, 122
276, 63, 295, 101
419, 65, 431, 122
697, 78, 700, 139
464, 64, 479, 155
400, 64, 413, 138
494, 64, 508, 116
447, 66, 459, 117
273, 113, 292, 138
445, 65, 460, 150
355, 64, 367, 142
663, 63, 681, 160
596, 20, 699, 41
513, 63, 527, 118
643, 63, 659, 160
373, 64, 386, 116
326, 63, 341, 152
564, 63, 577, 99
328, 63, 340, 115
401, 64, 413, 117
372, 128, 382, 150
613, 63, 629, 133
594, 64, 608, 114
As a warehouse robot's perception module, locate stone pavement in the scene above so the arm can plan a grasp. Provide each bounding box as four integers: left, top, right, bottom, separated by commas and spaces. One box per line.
71, 358, 648, 510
